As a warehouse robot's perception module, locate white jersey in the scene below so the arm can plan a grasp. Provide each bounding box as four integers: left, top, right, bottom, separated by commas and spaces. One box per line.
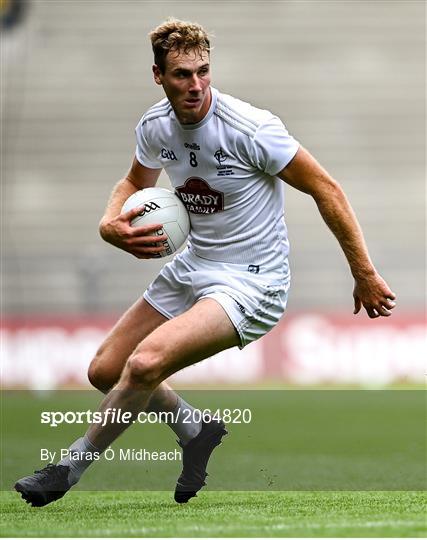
135, 87, 299, 269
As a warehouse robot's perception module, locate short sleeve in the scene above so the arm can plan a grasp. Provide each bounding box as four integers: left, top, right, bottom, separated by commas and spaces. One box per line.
135, 119, 162, 169
251, 116, 300, 176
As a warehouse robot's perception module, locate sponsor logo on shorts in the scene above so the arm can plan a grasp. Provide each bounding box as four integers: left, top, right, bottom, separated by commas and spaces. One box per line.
235, 300, 246, 314
248, 265, 260, 274
175, 177, 224, 214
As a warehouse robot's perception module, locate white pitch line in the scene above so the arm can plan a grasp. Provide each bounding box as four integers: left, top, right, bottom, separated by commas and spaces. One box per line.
90, 518, 424, 536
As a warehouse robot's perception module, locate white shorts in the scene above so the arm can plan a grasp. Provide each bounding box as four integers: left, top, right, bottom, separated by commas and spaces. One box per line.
143, 248, 290, 349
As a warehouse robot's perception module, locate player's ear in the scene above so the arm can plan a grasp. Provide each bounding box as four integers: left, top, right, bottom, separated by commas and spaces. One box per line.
152, 65, 162, 85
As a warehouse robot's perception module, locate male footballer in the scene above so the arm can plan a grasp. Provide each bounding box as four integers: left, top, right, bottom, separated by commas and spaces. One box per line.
15, 18, 396, 507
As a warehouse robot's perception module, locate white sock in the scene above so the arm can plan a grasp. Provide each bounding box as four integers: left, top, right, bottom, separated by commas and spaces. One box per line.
167, 395, 202, 445
58, 435, 100, 485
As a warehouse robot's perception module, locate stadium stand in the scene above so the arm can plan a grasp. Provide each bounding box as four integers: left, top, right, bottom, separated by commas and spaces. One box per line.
2, 1, 424, 314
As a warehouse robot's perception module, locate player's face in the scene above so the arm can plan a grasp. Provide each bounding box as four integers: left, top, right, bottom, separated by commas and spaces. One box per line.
153, 48, 211, 125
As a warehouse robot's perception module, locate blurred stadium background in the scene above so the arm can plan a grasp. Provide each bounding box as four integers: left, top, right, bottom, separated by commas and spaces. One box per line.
2, 0, 425, 388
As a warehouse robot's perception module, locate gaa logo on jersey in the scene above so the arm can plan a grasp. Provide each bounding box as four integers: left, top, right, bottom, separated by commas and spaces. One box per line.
161, 148, 177, 161
175, 177, 224, 214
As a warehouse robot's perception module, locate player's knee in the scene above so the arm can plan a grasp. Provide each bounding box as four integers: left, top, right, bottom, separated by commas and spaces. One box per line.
87, 355, 115, 393
126, 349, 163, 389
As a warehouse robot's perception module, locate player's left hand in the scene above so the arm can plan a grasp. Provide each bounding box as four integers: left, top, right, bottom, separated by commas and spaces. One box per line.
353, 273, 396, 318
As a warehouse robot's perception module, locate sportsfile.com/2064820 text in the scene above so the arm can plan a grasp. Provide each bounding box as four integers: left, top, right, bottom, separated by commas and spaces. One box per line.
40, 408, 252, 427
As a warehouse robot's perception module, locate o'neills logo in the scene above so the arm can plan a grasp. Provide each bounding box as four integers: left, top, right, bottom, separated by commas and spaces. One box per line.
175, 177, 224, 214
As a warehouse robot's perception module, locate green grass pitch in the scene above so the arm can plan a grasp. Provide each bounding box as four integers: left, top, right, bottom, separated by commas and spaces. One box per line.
2, 490, 426, 537
2, 389, 426, 536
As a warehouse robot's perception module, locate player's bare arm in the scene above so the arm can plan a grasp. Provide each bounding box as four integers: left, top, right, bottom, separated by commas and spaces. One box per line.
99, 158, 167, 259
278, 146, 396, 318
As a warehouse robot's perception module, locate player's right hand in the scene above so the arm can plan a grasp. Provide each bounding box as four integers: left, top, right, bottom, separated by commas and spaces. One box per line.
99, 206, 168, 259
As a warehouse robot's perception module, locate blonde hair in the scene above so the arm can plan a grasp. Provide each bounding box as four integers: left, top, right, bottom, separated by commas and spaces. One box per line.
149, 18, 211, 73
